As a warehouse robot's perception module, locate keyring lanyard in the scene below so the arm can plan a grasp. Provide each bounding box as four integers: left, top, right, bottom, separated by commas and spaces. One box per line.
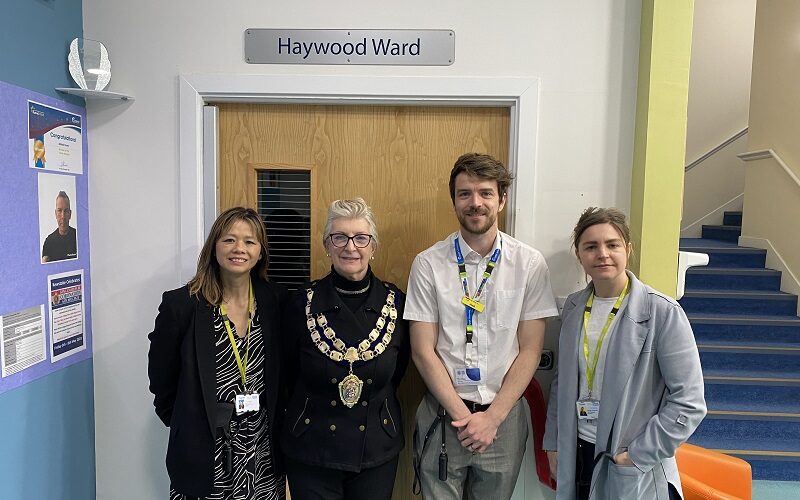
582, 279, 629, 396
219, 281, 255, 388
454, 237, 501, 366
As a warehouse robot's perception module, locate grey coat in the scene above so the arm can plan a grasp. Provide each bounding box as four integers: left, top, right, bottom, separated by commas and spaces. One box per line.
543, 272, 706, 499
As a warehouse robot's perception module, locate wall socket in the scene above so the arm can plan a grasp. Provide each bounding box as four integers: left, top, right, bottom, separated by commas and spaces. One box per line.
538, 349, 554, 370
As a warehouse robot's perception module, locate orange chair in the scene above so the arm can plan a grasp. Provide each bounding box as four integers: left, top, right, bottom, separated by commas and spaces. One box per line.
676, 443, 752, 500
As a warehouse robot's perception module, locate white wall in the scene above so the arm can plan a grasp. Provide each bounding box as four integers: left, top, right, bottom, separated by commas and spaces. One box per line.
681, 0, 755, 233
83, 1, 641, 498
685, 0, 756, 164
740, 0, 800, 309
680, 135, 746, 238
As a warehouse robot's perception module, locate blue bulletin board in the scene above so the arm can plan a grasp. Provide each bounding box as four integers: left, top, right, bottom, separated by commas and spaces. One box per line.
0, 80, 92, 394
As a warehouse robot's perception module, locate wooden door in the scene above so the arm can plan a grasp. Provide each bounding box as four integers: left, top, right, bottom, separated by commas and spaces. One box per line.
217, 103, 509, 499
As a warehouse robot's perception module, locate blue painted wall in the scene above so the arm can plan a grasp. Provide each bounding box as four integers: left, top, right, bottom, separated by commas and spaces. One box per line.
0, 1, 95, 499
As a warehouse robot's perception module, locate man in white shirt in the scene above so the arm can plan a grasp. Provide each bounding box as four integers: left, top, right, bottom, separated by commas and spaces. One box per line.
405, 153, 558, 499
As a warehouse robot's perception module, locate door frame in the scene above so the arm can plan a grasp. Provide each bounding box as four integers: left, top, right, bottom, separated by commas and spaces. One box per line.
178, 74, 540, 282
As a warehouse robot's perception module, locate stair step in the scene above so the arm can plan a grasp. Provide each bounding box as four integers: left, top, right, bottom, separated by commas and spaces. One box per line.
679, 238, 767, 268
690, 314, 800, 347
685, 267, 782, 291
700, 347, 800, 379
680, 290, 798, 316
723, 211, 743, 226
729, 454, 800, 481
690, 421, 800, 481
702, 224, 742, 243
705, 379, 800, 414
690, 417, 800, 452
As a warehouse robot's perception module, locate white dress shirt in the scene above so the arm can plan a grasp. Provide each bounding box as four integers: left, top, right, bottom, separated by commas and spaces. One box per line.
404, 231, 558, 404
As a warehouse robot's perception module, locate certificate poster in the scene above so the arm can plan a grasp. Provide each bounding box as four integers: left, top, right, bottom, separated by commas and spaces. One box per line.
0, 305, 46, 378
48, 270, 86, 362
28, 100, 83, 174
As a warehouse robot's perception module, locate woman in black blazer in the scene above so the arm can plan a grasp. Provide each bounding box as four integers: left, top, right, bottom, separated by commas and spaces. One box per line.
282, 198, 410, 500
148, 207, 287, 499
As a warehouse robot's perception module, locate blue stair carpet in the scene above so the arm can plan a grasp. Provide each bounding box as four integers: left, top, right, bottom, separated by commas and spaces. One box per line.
680, 238, 767, 268
690, 314, 800, 347
680, 218, 800, 480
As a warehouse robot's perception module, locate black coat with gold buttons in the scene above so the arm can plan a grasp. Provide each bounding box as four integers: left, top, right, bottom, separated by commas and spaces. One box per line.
280, 272, 410, 472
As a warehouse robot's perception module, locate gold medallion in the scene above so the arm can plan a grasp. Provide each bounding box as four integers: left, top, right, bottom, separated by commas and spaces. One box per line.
338, 372, 364, 408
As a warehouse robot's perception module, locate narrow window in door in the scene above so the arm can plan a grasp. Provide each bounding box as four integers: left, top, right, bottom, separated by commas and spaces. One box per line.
256, 169, 311, 290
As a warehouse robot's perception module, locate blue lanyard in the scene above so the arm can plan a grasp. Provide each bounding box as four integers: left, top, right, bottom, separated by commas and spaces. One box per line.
454, 237, 501, 346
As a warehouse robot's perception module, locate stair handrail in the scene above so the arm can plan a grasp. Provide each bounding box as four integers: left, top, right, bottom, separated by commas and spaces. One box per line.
738, 149, 800, 188
685, 128, 748, 172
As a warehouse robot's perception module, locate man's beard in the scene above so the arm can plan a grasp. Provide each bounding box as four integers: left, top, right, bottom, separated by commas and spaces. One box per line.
457, 208, 496, 236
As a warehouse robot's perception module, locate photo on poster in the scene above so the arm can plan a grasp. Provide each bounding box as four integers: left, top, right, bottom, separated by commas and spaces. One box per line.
48, 270, 86, 362
28, 101, 83, 174
38, 173, 79, 264
0, 305, 46, 378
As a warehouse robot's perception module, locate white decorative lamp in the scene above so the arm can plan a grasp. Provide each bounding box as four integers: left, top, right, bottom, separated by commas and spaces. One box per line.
68, 38, 111, 91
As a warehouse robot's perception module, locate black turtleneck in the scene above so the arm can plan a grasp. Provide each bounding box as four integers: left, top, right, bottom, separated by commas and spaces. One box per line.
331, 266, 372, 312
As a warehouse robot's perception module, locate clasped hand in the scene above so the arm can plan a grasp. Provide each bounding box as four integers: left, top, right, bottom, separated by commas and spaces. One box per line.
451, 411, 500, 454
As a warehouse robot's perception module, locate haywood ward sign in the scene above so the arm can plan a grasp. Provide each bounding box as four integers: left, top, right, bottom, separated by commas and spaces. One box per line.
244, 29, 455, 66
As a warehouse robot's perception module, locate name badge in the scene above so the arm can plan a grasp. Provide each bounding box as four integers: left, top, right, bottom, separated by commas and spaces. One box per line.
454, 367, 482, 386
235, 392, 260, 415
576, 398, 599, 420
461, 296, 485, 313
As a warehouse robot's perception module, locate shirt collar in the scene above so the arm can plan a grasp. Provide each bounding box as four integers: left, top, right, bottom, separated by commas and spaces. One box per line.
456, 230, 502, 262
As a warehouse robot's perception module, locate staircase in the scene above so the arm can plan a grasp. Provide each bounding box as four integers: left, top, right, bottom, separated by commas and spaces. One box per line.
679, 211, 800, 480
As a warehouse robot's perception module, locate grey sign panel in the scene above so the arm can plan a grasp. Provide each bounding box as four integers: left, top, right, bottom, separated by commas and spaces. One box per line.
245, 29, 455, 66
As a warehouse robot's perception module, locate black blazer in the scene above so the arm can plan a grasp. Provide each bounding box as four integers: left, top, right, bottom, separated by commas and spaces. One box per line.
148, 279, 287, 497
281, 273, 410, 472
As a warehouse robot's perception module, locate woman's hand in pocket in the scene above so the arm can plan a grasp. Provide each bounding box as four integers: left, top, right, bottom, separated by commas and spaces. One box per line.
613, 450, 633, 466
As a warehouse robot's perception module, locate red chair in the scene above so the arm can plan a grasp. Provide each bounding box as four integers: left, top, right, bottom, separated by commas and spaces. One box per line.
523, 376, 556, 490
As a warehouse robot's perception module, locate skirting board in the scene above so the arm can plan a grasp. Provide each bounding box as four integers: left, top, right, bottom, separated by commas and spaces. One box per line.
739, 236, 800, 316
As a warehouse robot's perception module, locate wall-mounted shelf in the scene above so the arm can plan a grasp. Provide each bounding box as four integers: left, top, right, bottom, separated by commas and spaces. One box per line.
55, 88, 134, 101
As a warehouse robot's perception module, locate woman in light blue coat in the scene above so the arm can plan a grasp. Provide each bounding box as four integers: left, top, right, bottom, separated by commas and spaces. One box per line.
543, 207, 706, 500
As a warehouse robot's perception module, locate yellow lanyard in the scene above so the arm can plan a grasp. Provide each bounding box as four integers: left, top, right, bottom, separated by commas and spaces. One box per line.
219, 282, 254, 388
582, 279, 629, 396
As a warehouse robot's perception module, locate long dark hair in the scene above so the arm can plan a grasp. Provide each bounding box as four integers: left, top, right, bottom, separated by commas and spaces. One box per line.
187, 207, 270, 305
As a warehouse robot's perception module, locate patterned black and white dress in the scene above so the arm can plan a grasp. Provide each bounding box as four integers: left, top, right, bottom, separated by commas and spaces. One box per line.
170, 307, 284, 500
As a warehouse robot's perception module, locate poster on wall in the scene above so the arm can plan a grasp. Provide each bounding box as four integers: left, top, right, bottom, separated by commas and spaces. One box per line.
0, 80, 92, 395
38, 173, 79, 263
0, 305, 46, 378
28, 101, 83, 174
48, 270, 86, 362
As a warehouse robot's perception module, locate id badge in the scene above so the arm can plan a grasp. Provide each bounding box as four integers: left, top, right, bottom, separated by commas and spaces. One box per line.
461, 296, 485, 313
235, 392, 260, 415
454, 367, 482, 386
576, 399, 599, 420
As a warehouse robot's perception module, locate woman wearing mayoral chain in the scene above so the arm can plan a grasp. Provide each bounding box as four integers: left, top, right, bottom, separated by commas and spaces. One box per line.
281, 198, 410, 500
148, 207, 287, 499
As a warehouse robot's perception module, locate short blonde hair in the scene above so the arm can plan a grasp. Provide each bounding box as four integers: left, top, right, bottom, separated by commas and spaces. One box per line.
322, 198, 379, 248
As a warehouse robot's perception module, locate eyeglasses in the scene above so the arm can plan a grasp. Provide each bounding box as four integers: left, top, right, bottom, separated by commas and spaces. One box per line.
328, 233, 373, 248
